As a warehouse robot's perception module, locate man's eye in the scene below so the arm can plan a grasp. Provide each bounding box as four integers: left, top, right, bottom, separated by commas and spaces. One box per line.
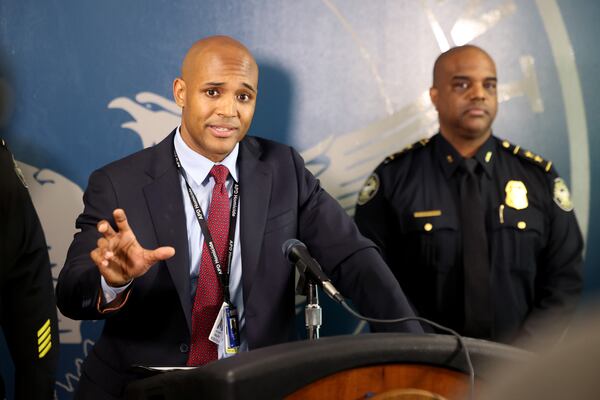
453, 82, 469, 90
206, 89, 219, 97
238, 93, 251, 102
484, 82, 497, 90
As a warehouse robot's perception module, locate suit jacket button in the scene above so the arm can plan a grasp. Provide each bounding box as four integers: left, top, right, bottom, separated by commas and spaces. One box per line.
179, 343, 189, 353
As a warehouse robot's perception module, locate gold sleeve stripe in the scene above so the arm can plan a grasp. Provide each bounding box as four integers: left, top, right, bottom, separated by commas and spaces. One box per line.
37, 319, 51, 337
39, 339, 52, 359
38, 327, 51, 345
413, 210, 442, 218
545, 161, 552, 172
37, 319, 52, 358
38, 334, 51, 353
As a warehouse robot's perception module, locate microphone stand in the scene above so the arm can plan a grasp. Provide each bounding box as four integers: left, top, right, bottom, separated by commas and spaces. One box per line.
305, 280, 322, 340
295, 266, 322, 340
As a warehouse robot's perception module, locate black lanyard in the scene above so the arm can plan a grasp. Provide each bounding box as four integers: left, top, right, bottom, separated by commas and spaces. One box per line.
174, 150, 239, 305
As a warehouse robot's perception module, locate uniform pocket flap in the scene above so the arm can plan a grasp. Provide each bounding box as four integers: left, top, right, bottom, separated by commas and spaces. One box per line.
403, 210, 458, 233
494, 205, 544, 234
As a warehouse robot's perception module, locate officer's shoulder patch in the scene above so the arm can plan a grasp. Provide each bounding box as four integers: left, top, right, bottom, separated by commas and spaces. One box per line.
499, 139, 553, 173
357, 173, 380, 206
383, 137, 430, 165
553, 177, 574, 212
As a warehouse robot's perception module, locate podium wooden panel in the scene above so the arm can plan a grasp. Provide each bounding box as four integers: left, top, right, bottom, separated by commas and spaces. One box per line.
125, 333, 529, 400
286, 364, 476, 399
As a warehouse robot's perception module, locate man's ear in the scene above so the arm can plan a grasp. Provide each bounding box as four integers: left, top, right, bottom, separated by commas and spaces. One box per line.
429, 87, 438, 111
173, 78, 186, 108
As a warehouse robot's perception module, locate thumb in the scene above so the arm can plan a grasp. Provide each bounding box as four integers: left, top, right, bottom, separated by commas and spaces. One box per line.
144, 246, 176, 265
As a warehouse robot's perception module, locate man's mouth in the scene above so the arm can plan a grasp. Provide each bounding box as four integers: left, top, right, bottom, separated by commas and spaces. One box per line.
464, 107, 488, 117
207, 125, 238, 138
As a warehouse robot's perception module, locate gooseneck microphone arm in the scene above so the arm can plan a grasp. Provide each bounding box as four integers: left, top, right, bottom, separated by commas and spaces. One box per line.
282, 239, 344, 303
281, 238, 475, 400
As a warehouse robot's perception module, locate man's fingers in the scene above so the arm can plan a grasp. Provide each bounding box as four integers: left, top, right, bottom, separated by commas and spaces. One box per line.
113, 208, 132, 234
97, 219, 117, 239
91, 248, 131, 285
97, 237, 109, 250
91, 248, 110, 267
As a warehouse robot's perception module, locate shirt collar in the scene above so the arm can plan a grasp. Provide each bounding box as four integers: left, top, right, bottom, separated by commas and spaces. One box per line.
435, 132, 495, 179
434, 133, 462, 179
471, 135, 495, 178
174, 127, 239, 186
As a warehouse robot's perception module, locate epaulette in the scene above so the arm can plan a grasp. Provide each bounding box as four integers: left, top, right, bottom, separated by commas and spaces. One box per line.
383, 137, 430, 165
499, 139, 553, 173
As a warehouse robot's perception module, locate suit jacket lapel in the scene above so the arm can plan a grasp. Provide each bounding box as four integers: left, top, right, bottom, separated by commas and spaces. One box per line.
239, 137, 272, 305
143, 131, 192, 332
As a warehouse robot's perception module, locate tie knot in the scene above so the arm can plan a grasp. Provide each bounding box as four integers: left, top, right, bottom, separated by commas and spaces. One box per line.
461, 158, 479, 176
210, 164, 229, 185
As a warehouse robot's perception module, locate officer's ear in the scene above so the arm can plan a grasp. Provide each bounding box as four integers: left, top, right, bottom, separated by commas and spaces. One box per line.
429, 86, 439, 111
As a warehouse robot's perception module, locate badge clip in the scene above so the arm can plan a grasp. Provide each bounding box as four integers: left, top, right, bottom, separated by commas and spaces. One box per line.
224, 304, 240, 354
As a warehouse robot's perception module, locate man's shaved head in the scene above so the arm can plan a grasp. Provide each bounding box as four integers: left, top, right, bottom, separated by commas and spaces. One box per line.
181, 36, 257, 81
429, 44, 498, 156
173, 35, 259, 162
432, 45, 495, 87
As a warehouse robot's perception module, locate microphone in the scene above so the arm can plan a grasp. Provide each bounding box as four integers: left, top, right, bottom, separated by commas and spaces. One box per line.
282, 239, 344, 303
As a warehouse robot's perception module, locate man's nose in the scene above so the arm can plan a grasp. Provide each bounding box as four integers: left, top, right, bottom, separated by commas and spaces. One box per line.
216, 96, 237, 117
470, 83, 486, 101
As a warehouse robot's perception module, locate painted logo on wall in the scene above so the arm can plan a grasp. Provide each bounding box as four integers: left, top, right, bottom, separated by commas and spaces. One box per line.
2, 1, 589, 398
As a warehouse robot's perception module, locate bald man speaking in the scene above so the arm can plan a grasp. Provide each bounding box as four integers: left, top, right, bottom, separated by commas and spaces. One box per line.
57, 36, 420, 399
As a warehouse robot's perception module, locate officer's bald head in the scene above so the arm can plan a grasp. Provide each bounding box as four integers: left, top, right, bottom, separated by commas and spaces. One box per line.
428, 45, 498, 152
432, 45, 495, 87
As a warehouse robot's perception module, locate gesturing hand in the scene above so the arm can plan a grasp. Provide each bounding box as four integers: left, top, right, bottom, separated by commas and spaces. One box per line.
90, 208, 175, 287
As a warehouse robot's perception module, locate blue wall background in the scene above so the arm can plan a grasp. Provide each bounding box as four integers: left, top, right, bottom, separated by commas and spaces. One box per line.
1, 1, 598, 398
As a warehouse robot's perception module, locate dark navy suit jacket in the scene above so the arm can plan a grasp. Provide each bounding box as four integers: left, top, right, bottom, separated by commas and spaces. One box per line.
57, 131, 420, 398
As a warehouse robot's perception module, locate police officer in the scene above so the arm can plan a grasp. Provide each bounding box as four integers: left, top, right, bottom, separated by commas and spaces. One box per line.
355, 45, 583, 345
0, 59, 59, 399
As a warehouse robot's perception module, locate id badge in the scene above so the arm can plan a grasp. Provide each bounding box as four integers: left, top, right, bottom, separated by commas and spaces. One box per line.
209, 302, 227, 345
224, 304, 240, 354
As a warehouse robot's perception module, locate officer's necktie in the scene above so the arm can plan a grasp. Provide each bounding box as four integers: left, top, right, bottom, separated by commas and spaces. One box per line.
459, 158, 492, 338
187, 164, 230, 366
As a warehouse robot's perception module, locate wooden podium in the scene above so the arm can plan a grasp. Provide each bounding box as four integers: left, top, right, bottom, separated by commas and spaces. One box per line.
125, 333, 530, 399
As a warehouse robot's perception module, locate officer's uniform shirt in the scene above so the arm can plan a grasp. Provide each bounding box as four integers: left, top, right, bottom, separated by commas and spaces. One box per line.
0, 139, 59, 399
354, 133, 583, 343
